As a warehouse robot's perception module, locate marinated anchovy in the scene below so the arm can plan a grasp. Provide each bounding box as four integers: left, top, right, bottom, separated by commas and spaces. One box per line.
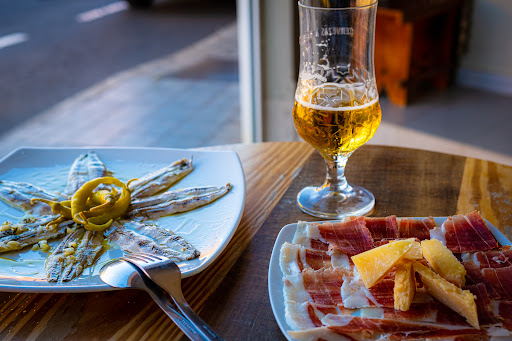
0, 180, 69, 215
65, 152, 111, 195
127, 183, 232, 220
128, 158, 193, 199
87, 151, 112, 180
105, 221, 199, 262
45, 228, 104, 282
65, 153, 89, 195
0, 215, 73, 252
129, 184, 230, 210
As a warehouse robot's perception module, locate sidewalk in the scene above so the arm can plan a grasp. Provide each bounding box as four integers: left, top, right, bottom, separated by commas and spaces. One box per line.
1, 21, 511, 166
0, 23, 240, 157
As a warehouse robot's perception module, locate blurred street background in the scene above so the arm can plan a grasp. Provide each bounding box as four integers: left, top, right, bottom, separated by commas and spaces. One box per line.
0, 0, 237, 136
1, 0, 511, 166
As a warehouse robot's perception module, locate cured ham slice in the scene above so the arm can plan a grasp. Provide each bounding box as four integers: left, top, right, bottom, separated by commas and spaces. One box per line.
463, 249, 512, 269
346, 300, 487, 328
368, 279, 395, 307
443, 211, 498, 253
463, 260, 501, 299
380, 300, 470, 327
481, 267, 512, 300
373, 237, 420, 247
428, 301, 472, 327
387, 329, 487, 340
311, 239, 329, 251
292, 221, 330, 251
280, 242, 351, 276
289, 327, 359, 341
302, 268, 346, 307
398, 217, 436, 240
303, 248, 332, 271
316, 217, 374, 255
500, 301, 512, 330
477, 249, 512, 268
355, 216, 399, 240
281, 242, 332, 273
322, 314, 475, 336
382, 303, 436, 322
282, 270, 340, 330
290, 326, 486, 341
465, 283, 500, 326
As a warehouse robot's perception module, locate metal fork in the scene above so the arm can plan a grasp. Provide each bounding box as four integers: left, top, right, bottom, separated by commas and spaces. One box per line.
100, 259, 205, 341
120, 253, 225, 341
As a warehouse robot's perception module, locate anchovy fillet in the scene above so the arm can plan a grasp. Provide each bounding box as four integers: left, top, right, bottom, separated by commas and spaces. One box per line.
65, 153, 88, 195
129, 184, 230, 210
87, 151, 111, 179
127, 183, 232, 220
45, 228, 104, 282
128, 158, 193, 199
65, 152, 111, 195
0, 180, 69, 215
105, 221, 199, 262
0, 215, 73, 253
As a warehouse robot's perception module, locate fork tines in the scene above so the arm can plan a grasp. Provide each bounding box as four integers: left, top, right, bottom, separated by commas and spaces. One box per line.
122, 252, 168, 263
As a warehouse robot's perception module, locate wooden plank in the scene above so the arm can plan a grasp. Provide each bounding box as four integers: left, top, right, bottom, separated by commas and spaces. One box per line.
350, 145, 466, 216
457, 158, 512, 236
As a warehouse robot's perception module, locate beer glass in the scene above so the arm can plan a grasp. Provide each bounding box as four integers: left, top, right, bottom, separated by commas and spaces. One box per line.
293, 0, 381, 218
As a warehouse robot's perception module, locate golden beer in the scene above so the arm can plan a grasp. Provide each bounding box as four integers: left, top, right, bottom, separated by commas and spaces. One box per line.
293, 85, 381, 157
293, 1, 380, 218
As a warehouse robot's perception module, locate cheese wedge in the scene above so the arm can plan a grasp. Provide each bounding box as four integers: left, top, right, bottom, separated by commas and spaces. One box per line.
413, 262, 478, 329
403, 241, 422, 260
421, 239, 466, 287
351, 239, 414, 288
394, 260, 416, 311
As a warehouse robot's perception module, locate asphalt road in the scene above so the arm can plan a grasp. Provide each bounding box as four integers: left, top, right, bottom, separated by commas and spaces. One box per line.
0, 0, 236, 137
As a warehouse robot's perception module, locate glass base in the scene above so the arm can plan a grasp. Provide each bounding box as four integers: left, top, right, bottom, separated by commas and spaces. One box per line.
297, 184, 375, 219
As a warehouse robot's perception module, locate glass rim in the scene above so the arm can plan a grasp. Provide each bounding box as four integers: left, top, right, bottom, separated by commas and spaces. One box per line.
298, 0, 378, 10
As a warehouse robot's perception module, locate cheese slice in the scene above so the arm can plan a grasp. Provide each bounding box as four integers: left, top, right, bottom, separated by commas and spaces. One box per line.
413, 262, 479, 329
394, 260, 416, 311
421, 239, 466, 287
351, 239, 414, 288
403, 241, 422, 260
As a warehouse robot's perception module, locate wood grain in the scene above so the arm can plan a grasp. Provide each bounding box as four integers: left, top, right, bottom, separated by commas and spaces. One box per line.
457, 157, 512, 236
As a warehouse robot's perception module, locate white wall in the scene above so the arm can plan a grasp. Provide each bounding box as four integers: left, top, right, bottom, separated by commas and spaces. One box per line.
238, 0, 298, 142
458, 0, 512, 95
260, 0, 298, 141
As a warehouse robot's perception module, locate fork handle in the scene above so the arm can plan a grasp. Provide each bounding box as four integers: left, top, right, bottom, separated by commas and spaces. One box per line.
145, 288, 209, 341
132, 267, 210, 341
171, 299, 225, 341
121, 257, 225, 341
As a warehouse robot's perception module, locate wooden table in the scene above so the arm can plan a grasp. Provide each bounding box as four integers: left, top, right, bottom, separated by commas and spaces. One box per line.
0, 142, 510, 340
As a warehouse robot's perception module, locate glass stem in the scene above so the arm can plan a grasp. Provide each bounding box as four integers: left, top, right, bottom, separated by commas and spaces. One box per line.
323, 153, 353, 193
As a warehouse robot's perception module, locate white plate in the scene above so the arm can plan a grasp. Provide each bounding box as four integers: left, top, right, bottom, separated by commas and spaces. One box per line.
268, 217, 512, 341
0, 147, 245, 292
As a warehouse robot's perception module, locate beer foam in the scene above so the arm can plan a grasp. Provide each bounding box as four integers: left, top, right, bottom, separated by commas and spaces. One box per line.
295, 82, 379, 111
296, 96, 379, 112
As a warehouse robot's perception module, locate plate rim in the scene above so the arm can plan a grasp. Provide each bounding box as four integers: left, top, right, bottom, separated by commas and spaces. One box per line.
0, 146, 245, 293
268, 217, 512, 341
